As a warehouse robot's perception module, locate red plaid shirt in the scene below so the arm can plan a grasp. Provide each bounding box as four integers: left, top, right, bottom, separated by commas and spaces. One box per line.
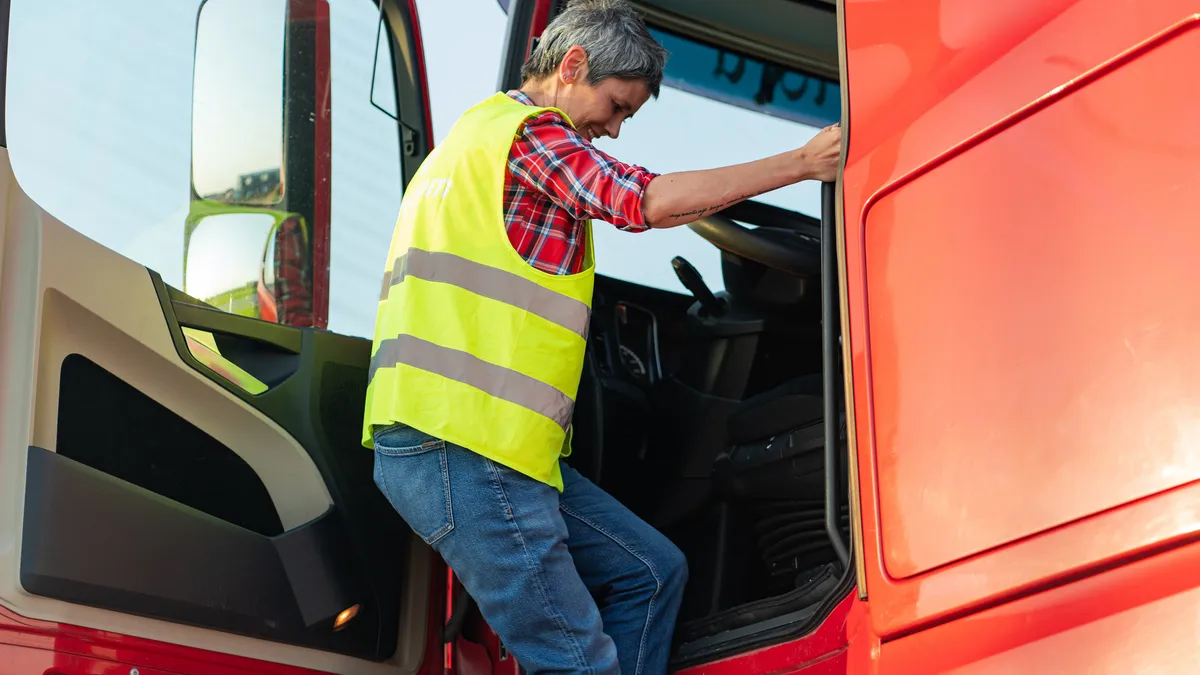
504, 90, 657, 275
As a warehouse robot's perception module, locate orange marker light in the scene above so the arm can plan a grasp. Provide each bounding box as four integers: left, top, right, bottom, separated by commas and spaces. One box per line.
333, 604, 361, 632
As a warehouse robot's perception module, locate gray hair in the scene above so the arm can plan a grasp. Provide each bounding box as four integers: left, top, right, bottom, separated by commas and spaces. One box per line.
521, 0, 669, 97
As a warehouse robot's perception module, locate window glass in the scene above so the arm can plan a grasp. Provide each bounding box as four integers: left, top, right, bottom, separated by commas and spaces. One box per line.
6, 0, 198, 285
7, 0, 405, 338
591, 28, 839, 294
326, 0, 404, 339
652, 28, 839, 129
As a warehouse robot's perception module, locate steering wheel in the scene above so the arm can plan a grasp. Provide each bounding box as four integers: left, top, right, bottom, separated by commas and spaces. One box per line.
686, 208, 822, 278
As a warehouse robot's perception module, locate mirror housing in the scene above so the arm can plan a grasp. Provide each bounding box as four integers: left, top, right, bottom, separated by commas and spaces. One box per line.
187, 0, 327, 328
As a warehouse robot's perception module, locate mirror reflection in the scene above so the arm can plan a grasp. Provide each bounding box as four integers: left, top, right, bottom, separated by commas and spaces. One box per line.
191, 0, 286, 204
184, 210, 314, 325
184, 212, 276, 316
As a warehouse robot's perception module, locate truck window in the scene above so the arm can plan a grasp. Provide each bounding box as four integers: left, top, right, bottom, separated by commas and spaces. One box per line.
593, 26, 839, 293
7, 0, 196, 281
325, 0, 404, 339
6, 0, 404, 339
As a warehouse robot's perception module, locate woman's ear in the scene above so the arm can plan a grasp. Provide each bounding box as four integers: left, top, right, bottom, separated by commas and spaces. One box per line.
558, 45, 589, 85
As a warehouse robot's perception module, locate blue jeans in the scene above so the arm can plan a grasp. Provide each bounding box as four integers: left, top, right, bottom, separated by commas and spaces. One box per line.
372, 424, 687, 675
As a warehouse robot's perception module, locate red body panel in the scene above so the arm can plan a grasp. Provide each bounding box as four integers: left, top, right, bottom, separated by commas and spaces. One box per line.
0, 550, 448, 675
851, 535, 1200, 673
527, 0, 552, 58
0, 604, 328, 675
675, 597, 854, 675
311, 0, 332, 330
408, 0, 435, 148
842, 0, 1200, 640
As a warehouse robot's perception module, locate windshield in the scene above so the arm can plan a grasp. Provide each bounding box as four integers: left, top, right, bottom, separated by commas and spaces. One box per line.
592, 26, 839, 294
652, 28, 839, 129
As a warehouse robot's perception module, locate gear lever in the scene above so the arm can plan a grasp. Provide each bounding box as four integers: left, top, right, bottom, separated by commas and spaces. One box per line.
671, 256, 726, 317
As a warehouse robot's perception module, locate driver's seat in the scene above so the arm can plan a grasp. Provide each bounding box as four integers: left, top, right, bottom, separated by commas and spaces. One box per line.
726, 374, 823, 446
714, 373, 827, 500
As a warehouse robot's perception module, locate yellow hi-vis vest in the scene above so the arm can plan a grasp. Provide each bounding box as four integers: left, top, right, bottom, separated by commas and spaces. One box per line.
361, 92, 594, 491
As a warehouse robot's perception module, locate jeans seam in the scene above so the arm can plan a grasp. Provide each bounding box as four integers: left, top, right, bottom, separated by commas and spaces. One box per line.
487, 460, 593, 674
428, 447, 455, 544
560, 503, 662, 675
376, 441, 443, 457
373, 448, 454, 545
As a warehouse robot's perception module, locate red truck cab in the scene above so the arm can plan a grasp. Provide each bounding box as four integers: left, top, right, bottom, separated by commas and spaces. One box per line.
1, 0, 1199, 674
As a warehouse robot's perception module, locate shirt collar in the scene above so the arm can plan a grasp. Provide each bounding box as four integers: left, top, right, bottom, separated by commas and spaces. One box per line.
507, 90, 536, 106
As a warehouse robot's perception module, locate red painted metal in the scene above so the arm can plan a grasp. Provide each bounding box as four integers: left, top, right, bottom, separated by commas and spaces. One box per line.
444, 569, 521, 675
0, 549, 448, 675
527, 0, 553, 52
675, 595, 855, 675
452, 639, 493, 675
873, 533, 1200, 673
444, 568, 457, 673
405, 0, 436, 151
424, 554, 452, 675
470, 618, 519, 675
841, 0, 1200, 642
863, 13, 1200, 580
310, 0, 332, 329
0, 604, 330, 675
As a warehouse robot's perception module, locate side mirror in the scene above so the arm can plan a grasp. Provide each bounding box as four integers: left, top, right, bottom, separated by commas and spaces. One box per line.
184, 211, 279, 318
184, 209, 313, 326
191, 0, 287, 207
186, 0, 323, 328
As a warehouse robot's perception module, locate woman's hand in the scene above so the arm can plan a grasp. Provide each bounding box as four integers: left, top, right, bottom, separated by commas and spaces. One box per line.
797, 124, 842, 183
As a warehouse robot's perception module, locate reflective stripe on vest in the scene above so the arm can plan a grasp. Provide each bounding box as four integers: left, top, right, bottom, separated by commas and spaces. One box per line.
362, 92, 595, 491
369, 334, 574, 431
380, 248, 590, 339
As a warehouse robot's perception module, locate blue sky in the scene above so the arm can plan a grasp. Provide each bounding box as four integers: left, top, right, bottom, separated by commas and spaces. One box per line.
5, 0, 822, 339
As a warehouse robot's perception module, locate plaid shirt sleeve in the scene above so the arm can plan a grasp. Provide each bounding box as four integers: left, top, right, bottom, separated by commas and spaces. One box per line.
508, 112, 658, 231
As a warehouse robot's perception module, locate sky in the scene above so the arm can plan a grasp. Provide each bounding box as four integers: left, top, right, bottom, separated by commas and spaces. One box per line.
5, 0, 823, 340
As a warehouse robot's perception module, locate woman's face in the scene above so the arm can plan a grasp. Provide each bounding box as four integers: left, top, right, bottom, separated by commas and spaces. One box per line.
549, 46, 651, 142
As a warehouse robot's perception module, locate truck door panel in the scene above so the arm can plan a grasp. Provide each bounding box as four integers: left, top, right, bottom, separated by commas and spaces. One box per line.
843, 0, 1200, 639
0, 0, 439, 671
0, 152, 432, 673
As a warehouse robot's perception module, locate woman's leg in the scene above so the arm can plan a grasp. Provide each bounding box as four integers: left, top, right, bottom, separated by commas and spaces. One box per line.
558, 463, 689, 675
373, 425, 619, 675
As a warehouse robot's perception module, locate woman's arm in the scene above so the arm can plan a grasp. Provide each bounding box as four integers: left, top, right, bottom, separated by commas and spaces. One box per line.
640, 124, 842, 229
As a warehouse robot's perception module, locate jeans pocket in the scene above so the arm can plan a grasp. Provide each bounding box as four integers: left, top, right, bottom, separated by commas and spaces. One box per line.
373, 437, 455, 545
374, 424, 439, 456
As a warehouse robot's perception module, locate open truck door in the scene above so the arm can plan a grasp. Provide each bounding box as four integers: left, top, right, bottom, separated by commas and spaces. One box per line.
0, 1, 443, 674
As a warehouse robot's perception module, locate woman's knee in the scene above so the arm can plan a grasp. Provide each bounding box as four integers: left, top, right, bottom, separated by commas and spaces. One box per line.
654, 538, 689, 597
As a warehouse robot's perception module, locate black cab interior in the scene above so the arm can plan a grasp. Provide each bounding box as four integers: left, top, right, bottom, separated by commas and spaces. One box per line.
498, 0, 853, 664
